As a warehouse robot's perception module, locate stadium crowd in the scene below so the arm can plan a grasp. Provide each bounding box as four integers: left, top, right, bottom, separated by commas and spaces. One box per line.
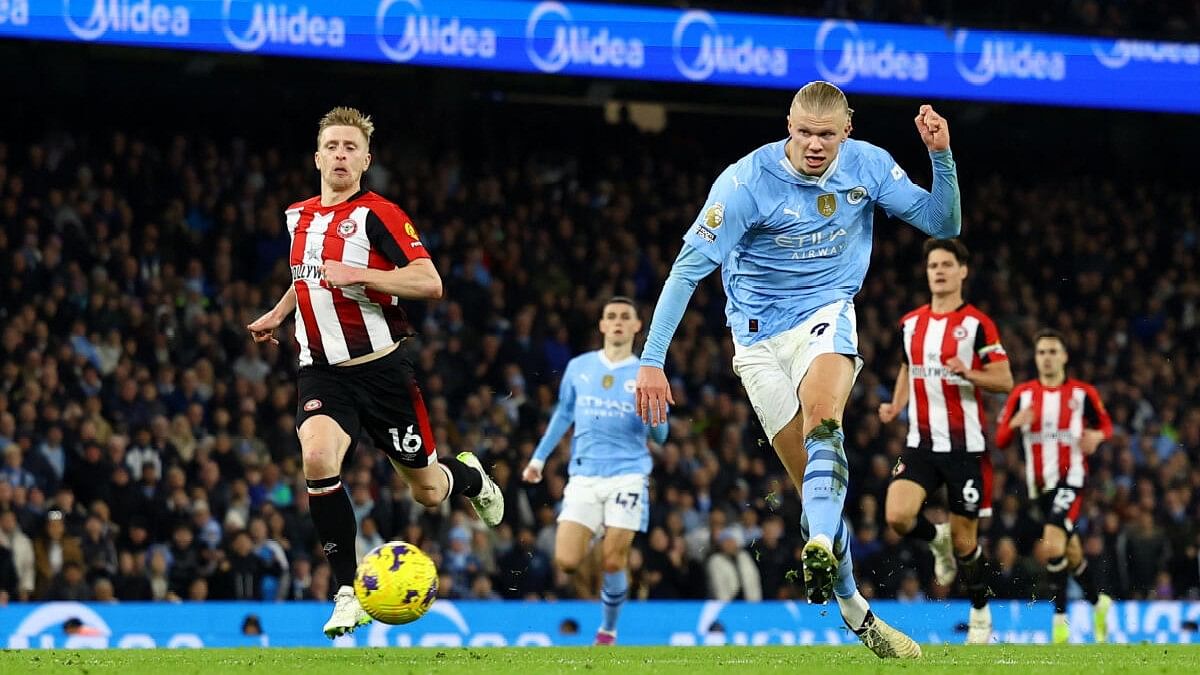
0, 105, 1197, 610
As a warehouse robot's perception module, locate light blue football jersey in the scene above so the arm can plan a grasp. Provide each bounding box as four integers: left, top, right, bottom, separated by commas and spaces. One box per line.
682, 138, 960, 346
532, 351, 662, 478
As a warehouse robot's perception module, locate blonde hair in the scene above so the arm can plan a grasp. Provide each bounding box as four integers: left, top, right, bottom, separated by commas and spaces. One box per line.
791, 81, 854, 121
317, 106, 374, 148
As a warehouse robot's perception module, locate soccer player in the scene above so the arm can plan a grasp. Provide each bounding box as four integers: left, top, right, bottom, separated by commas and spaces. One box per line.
995, 329, 1113, 644
521, 297, 668, 646
247, 107, 504, 638
636, 81, 961, 659
879, 238, 1013, 644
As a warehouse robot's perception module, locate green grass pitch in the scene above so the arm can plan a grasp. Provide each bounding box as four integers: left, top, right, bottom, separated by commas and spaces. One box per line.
2, 645, 1197, 674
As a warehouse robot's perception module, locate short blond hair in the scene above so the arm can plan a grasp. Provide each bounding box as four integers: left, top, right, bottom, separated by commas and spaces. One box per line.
791, 81, 854, 121
317, 106, 374, 148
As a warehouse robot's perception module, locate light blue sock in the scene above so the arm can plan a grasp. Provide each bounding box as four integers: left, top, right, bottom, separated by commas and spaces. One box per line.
803, 513, 858, 599
801, 420, 849, 543
833, 518, 858, 599
600, 571, 628, 632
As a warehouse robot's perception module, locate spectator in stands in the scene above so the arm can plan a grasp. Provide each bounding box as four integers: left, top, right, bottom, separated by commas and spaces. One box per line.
0, 507, 34, 600
706, 528, 762, 602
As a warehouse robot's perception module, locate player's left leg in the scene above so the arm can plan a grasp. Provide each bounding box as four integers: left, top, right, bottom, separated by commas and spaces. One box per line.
1066, 532, 1110, 643
792, 355, 919, 659
363, 349, 503, 526
595, 527, 636, 645
949, 515, 993, 644
592, 475, 647, 645
1041, 520, 1071, 643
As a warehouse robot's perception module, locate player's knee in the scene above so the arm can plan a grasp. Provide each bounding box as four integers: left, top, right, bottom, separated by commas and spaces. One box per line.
885, 505, 914, 535
952, 529, 977, 556
411, 485, 443, 508
602, 552, 628, 574
801, 407, 840, 435
300, 446, 338, 479
1042, 540, 1066, 560
554, 553, 581, 575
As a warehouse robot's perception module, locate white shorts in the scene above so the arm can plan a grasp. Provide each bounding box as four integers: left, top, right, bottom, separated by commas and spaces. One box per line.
731, 300, 863, 442
558, 473, 650, 533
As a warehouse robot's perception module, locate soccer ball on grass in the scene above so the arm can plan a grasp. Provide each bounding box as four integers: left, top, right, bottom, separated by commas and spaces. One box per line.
354, 541, 439, 625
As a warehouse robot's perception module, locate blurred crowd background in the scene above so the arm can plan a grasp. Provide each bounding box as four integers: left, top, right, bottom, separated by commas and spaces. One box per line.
0, 6, 1197, 608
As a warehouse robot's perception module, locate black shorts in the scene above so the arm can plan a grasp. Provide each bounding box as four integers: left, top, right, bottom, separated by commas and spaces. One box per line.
1036, 486, 1084, 535
891, 449, 993, 519
295, 344, 437, 469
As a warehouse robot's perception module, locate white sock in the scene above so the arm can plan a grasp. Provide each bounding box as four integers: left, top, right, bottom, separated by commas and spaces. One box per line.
836, 591, 870, 630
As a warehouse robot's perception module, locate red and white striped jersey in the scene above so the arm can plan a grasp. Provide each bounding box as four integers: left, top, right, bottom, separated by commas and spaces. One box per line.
901, 304, 1008, 453
286, 190, 431, 367
996, 379, 1113, 497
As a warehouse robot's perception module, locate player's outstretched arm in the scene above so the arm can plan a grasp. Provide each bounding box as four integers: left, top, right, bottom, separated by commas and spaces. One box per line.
247, 285, 297, 345
637, 245, 718, 426
875, 105, 961, 239
524, 367, 578, 483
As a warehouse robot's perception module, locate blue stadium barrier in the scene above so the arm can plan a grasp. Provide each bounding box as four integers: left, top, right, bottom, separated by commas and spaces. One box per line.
0, 1, 1196, 113
3, 599, 1198, 648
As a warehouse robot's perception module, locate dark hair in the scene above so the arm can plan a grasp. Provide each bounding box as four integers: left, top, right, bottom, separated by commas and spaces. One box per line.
603, 296, 638, 316
1034, 328, 1068, 349
923, 238, 969, 264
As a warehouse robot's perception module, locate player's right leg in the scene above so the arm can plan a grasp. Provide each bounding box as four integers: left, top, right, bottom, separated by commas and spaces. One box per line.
297, 412, 371, 638
885, 470, 954, 585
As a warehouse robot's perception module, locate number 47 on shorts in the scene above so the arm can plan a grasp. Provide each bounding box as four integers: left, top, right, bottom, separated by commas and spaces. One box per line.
614, 492, 639, 509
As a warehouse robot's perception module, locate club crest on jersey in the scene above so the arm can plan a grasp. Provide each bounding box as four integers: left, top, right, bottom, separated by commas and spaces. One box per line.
817, 193, 837, 217
336, 219, 358, 238
704, 203, 725, 229
847, 186, 868, 205
303, 399, 323, 412
1068, 397, 1081, 411
602, 374, 614, 389
953, 325, 970, 341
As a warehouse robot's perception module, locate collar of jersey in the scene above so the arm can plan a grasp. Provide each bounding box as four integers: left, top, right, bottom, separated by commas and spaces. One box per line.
776, 140, 841, 188
597, 351, 638, 370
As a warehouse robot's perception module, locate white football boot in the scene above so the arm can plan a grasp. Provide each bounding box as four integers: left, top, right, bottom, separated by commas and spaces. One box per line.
323, 585, 372, 639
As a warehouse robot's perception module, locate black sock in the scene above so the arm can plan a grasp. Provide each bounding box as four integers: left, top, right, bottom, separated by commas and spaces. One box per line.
439, 455, 483, 498
307, 476, 358, 590
957, 546, 991, 609
909, 513, 937, 542
1047, 555, 1069, 614
1073, 559, 1100, 605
